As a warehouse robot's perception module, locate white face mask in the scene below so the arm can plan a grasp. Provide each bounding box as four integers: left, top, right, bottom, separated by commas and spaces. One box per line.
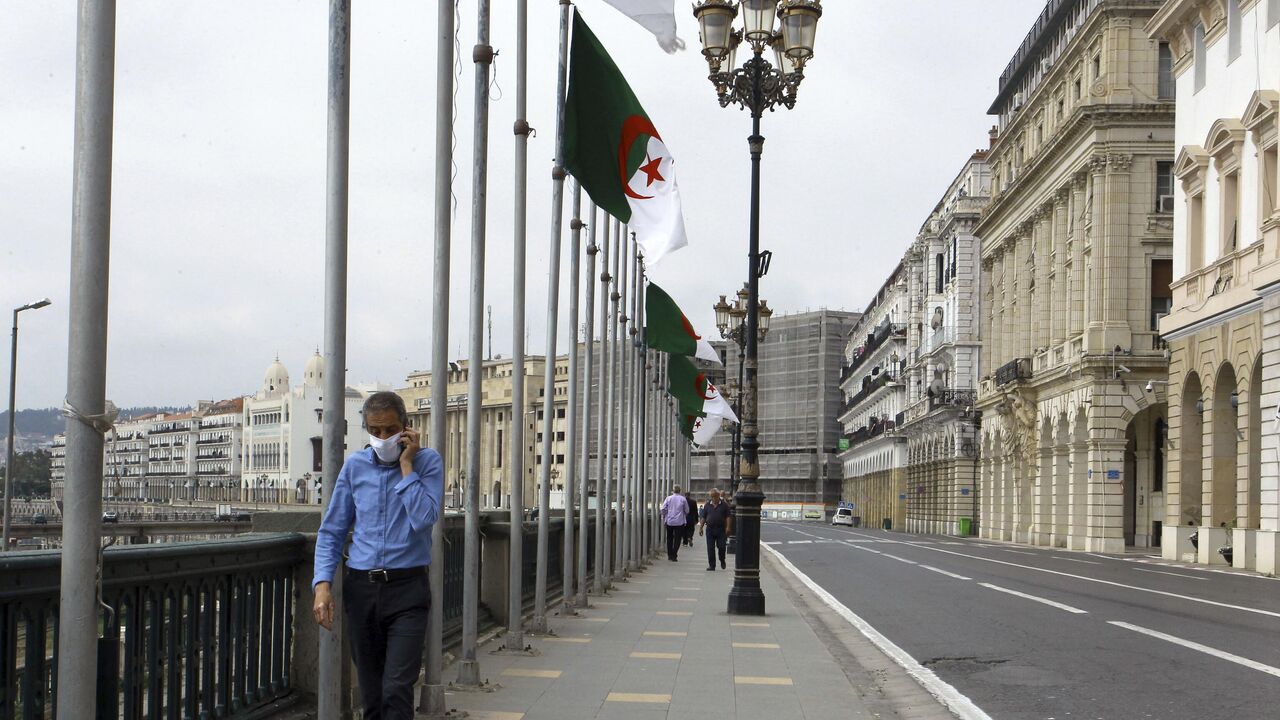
369, 432, 403, 463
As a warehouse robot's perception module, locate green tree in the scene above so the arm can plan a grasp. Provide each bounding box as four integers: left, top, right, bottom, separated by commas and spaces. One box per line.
1, 450, 52, 498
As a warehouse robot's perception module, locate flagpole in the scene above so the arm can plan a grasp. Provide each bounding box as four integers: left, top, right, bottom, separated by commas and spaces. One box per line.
595, 218, 613, 593
504, 0, 530, 654
457, 0, 493, 687
576, 195, 596, 609
637, 266, 649, 565
612, 223, 627, 580
532, 0, 572, 633
626, 242, 640, 571
419, 0, 453, 710
562, 180, 583, 614
618, 235, 633, 575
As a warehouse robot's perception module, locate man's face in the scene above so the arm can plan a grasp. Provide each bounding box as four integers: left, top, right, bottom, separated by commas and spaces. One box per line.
365, 409, 405, 440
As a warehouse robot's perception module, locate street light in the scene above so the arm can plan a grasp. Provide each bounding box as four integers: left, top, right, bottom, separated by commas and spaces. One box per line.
693, 0, 821, 615
3, 298, 52, 552
713, 286, 770, 556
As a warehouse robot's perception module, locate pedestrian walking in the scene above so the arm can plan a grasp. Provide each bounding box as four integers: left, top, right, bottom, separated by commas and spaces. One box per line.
699, 488, 732, 571
661, 485, 690, 561
313, 392, 445, 720
682, 491, 698, 546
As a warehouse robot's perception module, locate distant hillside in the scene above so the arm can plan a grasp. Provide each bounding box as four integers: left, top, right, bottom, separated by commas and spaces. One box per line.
0, 406, 185, 440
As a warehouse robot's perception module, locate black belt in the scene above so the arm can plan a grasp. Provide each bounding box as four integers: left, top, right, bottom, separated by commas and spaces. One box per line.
346, 566, 427, 583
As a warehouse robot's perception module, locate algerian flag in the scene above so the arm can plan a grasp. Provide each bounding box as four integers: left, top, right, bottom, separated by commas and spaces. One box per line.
646, 282, 721, 364
668, 355, 738, 423
690, 413, 724, 447
564, 11, 689, 265
599, 0, 685, 53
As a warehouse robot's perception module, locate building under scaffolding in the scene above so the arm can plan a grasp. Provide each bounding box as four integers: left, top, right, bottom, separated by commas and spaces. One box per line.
688, 309, 859, 518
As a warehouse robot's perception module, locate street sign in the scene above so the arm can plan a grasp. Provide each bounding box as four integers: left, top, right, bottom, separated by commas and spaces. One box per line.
1107, 469, 1120, 479
837, 438, 850, 451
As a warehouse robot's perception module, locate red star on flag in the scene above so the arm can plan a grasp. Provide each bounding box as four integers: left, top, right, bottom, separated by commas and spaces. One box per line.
639, 155, 664, 186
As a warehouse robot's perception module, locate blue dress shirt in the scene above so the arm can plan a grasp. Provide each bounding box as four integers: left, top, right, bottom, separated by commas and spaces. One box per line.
313, 446, 445, 588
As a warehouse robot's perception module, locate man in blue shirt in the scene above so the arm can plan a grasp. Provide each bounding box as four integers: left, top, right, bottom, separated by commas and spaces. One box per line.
313, 392, 444, 720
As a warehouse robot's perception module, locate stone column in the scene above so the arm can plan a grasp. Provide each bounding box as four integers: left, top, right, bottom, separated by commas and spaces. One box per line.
1051, 190, 1070, 346
1100, 153, 1135, 351
1087, 437, 1128, 554
1033, 443, 1053, 545
1068, 439, 1089, 550
1085, 156, 1108, 346
1069, 173, 1088, 339
1051, 443, 1070, 547
1032, 209, 1052, 354
1258, 292, 1280, 575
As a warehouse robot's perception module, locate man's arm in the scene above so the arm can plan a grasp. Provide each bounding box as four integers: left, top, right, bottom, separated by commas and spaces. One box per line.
393, 448, 444, 533
313, 462, 355, 588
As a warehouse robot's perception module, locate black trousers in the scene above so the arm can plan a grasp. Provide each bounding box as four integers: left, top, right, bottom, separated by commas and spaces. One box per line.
665, 524, 683, 560
343, 567, 431, 720
705, 526, 727, 568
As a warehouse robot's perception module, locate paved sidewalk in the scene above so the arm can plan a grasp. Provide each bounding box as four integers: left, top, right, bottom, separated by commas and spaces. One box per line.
438, 549, 874, 720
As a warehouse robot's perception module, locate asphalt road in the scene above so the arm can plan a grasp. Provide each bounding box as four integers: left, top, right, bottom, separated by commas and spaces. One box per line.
762, 521, 1280, 720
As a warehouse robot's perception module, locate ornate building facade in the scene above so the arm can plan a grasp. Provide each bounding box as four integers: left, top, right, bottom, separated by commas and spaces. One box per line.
839, 268, 910, 530
901, 153, 991, 536
976, 0, 1175, 551
398, 354, 572, 510
1147, 0, 1279, 571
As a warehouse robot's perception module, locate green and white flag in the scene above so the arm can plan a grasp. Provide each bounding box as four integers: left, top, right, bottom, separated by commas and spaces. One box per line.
668, 355, 738, 424
599, 0, 685, 53
564, 11, 689, 265
646, 283, 721, 364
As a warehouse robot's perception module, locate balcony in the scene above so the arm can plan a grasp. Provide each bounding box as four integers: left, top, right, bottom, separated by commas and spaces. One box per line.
846, 371, 899, 410
844, 319, 906, 381
842, 412, 903, 450
995, 357, 1031, 386
920, 325, 956, 357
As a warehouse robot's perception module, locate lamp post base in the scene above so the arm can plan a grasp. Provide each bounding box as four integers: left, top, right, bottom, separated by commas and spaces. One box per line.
726, 483, 765, 616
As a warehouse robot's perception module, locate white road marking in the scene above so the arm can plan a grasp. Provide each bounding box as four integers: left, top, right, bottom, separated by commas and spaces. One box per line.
788, 540, 813, 544
882, 554, 918, 565
1053, 556, 1101, 565
852, 546, 884, 555
763, 545, 993, 720
1001, 550, 1038, 556
1134, 568, 1207, 581
762, 541, 781, 546
978, 583, 1088, 614
920, 565, 972, 581
1109, 622, 1280, 678
838, 530, 1280, 620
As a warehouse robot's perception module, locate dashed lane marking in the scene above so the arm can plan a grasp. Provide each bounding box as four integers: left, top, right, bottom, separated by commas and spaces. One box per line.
882, 554, 918, 565
1109, 622, 1280, 678
1133, 568, 1207, 581
978, 583, 1088, 614
919, 565, 973, 581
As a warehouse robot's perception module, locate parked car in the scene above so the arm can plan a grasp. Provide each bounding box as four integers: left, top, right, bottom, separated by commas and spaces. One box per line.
32, 513, 48, 525
101, 511, 119, 524
233, 511, 252, 522
832, 507, 855, 527
803, 509, 822, 520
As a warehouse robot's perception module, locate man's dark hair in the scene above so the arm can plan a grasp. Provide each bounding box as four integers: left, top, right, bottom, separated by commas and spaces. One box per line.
361, 391, 408, 429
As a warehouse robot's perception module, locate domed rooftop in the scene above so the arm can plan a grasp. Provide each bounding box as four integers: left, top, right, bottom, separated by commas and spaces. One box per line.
263, 357, 290, 394
304, 350, 324, 387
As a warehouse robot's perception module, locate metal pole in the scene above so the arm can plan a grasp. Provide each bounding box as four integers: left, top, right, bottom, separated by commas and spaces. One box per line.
591, 219, 606, 594
562, 181, 583, 613
532, 0, 571, 634
577, 199, 597, 607
419, 0, 453, 711
458, 0, 493, 686
3, 311, 21, 553
318, 3, 351, 715
505, 0, 530, 653
727, 93, 767, 615
612, 223, 626, 580
637, 298, 649, 565
599, 219, 616, 589
56, 0, 114, 714
626, 245, 640, 571
618, 238, 633, 575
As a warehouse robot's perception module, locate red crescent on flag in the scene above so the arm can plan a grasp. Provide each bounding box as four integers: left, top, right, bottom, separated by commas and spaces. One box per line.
680, 314, 701, 341
694, 374, 715, 401
618, 115, 663, 201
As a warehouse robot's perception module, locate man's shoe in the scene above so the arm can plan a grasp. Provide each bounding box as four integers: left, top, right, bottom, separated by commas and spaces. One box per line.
706, 567, 715, 571
721, 561, 726, 569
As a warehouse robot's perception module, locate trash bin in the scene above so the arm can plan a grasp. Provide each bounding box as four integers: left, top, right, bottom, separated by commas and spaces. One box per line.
958, 517, 972, 537
881, 518, 892, 531
852, 516, 861, 528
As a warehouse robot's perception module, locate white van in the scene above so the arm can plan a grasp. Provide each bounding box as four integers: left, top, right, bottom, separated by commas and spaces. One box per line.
832, 507, 855, 527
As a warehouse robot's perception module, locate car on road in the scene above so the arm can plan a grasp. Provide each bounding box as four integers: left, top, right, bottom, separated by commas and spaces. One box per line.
832, 507, 855, 527
803, 509, 822, 520
101, 511, 119, 524
32, 513, 48, 525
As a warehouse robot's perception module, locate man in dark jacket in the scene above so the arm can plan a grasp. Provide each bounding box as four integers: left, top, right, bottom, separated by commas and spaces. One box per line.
699, 489, 732, 570
683, 492, 698, 546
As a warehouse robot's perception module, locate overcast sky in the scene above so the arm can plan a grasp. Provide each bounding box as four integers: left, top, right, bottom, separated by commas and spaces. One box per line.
1, 0, 1045, 412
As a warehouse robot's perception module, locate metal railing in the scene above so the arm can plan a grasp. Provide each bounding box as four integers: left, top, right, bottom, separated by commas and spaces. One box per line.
995, 357, 1031, 386
0, 533, 304, 719
844, 320, 905, 380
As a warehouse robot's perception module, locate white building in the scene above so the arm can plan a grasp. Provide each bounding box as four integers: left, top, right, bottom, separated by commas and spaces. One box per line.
901, 152, 991, 536
838, 266, 910, 530
241, 353, 365, 504
1148, 0, 1280, 571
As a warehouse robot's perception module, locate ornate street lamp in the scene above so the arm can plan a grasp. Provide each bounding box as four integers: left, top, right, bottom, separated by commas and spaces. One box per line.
694, 0, 820, 615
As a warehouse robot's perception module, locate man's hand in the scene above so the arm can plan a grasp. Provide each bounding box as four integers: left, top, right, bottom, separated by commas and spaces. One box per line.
698, 523, 704, 537
314, 582, 335, 630
400, 427, 421, 477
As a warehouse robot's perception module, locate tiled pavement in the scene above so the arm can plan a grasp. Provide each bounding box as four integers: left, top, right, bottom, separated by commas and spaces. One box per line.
439, 548, 873, 719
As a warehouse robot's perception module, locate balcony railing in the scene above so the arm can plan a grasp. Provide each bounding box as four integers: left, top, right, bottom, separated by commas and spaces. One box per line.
995, 357, 1031, 386
846, 371, 897, 409
929, 388, 977, 411
844, 319, 906, 380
